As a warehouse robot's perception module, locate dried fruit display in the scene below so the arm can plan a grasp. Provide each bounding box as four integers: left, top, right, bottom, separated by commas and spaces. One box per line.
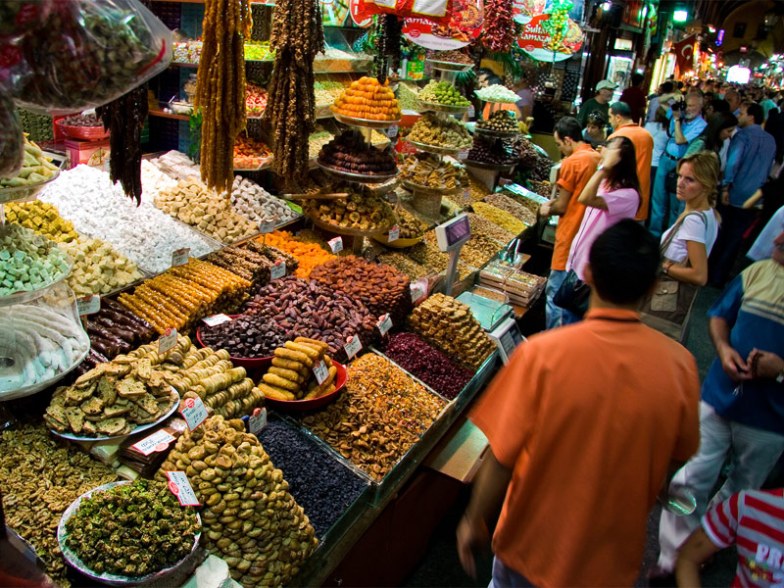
467, 212, 517, 245
63, 479, 200, 577
233, 134, 273, 170
466, 135, 518, 166
117, 258, 251, 335
471, 201, 529, 235
481, 0, 514, 52
528, 179, 553, 198
62, 236, 144, 296
157, 415, 318, 585
245, 83, 268, 118
483, 192, 538, 226
59, 113, 103, 127
399, 152, 467, 190
318, 130, 396, 176
200, 314, 289, 359
408, 113, 472, 150
408, 293, 496, 370
304, 190, 395, 233
476, 109, 519, 133
467, 174, 492, 201
299, 353, 446, 481
256, 338, 338, 401
3, 200, 79, 243
0, 223, 70, 296
0, 425, 117, 586
206, 241, 297, 288
376, 251, 429, 280
196, 0, 252, 192
258, 231, 334, 278
419, 81, 471, 107
265, 0, 324, 188
331, 77, 401, 121
388, 207, 428, 239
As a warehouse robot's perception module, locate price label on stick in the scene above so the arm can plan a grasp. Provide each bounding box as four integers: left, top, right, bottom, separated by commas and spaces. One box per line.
388, 225, 400, 243
180, 396, 208, 430
132, 429, 175, 456
410, 279, 428, 304
165, 471, 200, 506
159, 327, 178, 354
344, 335, 362, 360
328, 236, 343, 253
201, 314, 232, 327
312, 360, 329, 385
77, 295, 100, 316
171, 248, 190, 267
258, 221, 276, 234
377, 313, 393, 336
386, 124, 399, 139
270, 261, 286, 280
248, 408, 267, 436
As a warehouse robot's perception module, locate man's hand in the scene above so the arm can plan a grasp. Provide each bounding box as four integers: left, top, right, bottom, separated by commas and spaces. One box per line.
539, 201, 552, 217
719, 345, 751, 382
457, 513, 490, 579
748, 348, 784, 380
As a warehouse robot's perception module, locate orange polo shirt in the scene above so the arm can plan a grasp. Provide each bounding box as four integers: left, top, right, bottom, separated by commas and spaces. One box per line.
609, 123, 654, 221
471, 308, 700, 588
552, 143, 601, 270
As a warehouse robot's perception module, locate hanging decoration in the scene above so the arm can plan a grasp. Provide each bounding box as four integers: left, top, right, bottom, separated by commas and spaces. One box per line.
375, 14, 402, 82
516, 11, 583, 61
402, 0, 483, 51
482, 0, 515, 53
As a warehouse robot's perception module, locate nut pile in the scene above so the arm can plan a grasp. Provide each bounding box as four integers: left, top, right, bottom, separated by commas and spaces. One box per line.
230, 175, 298, 227
64, 479, 200, 578
460, 232, 506, 269
206, 241, 297, 289
0, 425, 117, 586
418, 81, 471, 107
408, 293, 496, 370
399, 152, 467, 190
314, 79, 349, 108
243, 277, 377, 362
471, 202, 528, 236
300, 353, 446, 481
0, 223, 70, 296
256, 338, 338, 401
3, 201, 79, 243
331, 77, 401, 121
62, 236, 144, 296
385, 207, 428, 239
318, 130, 396, 176
468, 212, 517, 245
118, 259, 251, 335
477, 109, 519, 133
310, 255, 412, 324
382, 332, 473, 400
59, 113, 104, 127
200, 314, 289, 359
157, 415, 318, 585
376, 251, 430, 280
484, 193, 538, 226
468, 175, 492, 202
259, 231, 335, 278
409, 113, 472, 150
527, 179, 553, 198
155, 180, 257, 244
304, 191, 395, 233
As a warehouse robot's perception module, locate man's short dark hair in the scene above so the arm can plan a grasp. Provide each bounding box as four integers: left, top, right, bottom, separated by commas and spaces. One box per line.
588, 220, 661, 305
554, 116, 583, 142
743, 101, 764, 124
631, 73, 644, 87
610, 101, 632, 119
661, 81, 674, 93
709, 98, 730, 114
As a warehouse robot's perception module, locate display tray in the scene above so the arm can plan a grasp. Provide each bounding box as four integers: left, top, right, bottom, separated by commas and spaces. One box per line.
233, 157, 274, 172
57, 481, 202, 587
474, 126, 520, 138
194, 315, 274, 370
333, 112, 401, 129
406, 139, 471, 156
0, 266, 72, 308
401, 179, 463, 195
307, 205, 396, 238
0, 152, 65, 204
261, 360, 348, 412
50, 388, 180, 442
425, 59, 473, 72
316, 160, 398, 182
0, 343, 90, 402
55, 119, 110, 141
416, 100, 470, 115
464, 159, 516, 170
372, 233, 425, 249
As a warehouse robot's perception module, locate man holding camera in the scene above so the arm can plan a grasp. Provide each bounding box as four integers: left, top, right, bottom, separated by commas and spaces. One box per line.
649, 93, 707, 237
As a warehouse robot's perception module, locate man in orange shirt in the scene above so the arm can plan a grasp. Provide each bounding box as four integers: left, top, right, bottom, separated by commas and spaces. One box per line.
539, 117, 601, 329
457, 220, 700, 588
608, 101, 654, 221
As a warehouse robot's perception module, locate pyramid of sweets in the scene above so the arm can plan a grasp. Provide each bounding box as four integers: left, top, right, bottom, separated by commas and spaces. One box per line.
331, 77, 401, 121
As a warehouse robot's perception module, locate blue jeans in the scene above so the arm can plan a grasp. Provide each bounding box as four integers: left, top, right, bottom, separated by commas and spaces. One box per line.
545, 269, 567, 330
650, 156, 684, 238
489, 556, 536, 588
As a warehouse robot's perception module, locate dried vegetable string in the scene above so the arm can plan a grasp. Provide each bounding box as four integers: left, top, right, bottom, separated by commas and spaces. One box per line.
195, 0, 252, 193
482, 0, 515, 53
264, 0, 324, 188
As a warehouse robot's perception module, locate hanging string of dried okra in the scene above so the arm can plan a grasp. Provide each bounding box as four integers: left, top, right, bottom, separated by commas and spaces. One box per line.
195, 0, 252, 194
264, 0, 324, 189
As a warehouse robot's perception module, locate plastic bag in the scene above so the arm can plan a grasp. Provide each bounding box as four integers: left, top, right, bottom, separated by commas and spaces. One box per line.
0, 91, 23, 179
12, 0, 172, 116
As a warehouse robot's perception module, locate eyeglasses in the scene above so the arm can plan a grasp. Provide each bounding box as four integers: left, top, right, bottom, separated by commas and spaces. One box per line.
587, 113, 607, 124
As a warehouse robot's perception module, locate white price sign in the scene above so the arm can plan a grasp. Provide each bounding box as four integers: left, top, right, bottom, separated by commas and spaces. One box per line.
328, 236, 343, 253
377, 313, 393, 336
132, 429, 176, 456
180, 396, 208, 431
171, 248, 190, 267
410, 279, 428, 304
386, 124, 399, 138
165, 471, 200, 506
248, 408, 267, 436
270, 261, 286, 280
312, 360, 329, 385
201, 314, 232, 327
77, 295, 101, 316
159, 327, 178, 354
388, 225, 400, 242
343, 335, 362, 360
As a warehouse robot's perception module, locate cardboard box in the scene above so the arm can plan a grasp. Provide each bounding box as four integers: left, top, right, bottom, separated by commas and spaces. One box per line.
64, 138, 110, 169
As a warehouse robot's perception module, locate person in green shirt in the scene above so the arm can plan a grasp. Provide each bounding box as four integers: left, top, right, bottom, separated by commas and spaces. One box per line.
577, 80, 617, 128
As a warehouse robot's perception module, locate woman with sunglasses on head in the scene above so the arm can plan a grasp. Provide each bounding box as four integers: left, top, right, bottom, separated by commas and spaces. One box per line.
582, 111, 608, 149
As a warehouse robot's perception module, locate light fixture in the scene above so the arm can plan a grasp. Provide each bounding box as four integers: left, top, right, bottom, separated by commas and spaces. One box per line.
707, 24, 716, 33
673, 9, 688, 23
764, 13, 779, 28
601, 1, 612, 11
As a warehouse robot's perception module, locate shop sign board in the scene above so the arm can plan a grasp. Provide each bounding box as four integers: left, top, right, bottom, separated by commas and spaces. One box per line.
402, 0, 483, 50
516, 12, 583, 62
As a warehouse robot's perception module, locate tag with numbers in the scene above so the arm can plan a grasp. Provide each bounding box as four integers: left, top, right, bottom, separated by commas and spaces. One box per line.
270, 261, 286, 280
328, 236, 343, 253
165, 471, 200, 506
312, 360, 329, 384
410, 279, 428, 304
377, 313, 393, 336
386, 124, 399, 138
180, 396, 208, 430
388, 225, 400, 242
344, 336, 362, 360
248, 408, 267, 436
159, 327, 178, 354
171, 248, 190, 267
201, 314, 232, 327
77, 295, 100, 316
132, 429, 175, 456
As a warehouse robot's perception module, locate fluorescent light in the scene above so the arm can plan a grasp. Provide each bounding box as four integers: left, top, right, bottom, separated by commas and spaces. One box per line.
673, 9, 688, 22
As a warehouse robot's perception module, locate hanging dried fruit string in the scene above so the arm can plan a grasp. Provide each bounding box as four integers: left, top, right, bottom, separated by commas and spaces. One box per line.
195, 0, 252, 194
374, 14, 401, 83
264, 0, 324, 189
482, 0, 515, 53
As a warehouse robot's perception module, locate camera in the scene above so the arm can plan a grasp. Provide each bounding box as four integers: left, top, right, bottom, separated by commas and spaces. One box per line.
671, 97, 686, 112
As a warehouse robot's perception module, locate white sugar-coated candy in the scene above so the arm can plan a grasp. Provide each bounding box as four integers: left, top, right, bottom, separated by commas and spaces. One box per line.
230, 175, 297, 225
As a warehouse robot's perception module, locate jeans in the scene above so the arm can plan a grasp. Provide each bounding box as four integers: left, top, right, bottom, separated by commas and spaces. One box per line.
545, 269, 567, 330
650, 156, 683, 238
489, 556, 536, 588
561, 307, 582, 325
708, 204, 758, 286
656, 401, 784, 572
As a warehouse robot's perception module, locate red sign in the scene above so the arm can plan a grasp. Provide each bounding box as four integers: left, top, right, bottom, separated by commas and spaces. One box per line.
517, 13, 583, 62
350, 0, 375, 26
403, 0, 483, 50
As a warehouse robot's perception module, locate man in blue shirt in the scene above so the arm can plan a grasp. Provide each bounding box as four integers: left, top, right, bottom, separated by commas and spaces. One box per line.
709, 102, 776, 286
649, 93, 707, 237
654, 229, 784, 576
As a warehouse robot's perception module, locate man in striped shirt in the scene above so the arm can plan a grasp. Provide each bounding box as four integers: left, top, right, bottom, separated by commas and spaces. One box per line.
676, 487, 784, 587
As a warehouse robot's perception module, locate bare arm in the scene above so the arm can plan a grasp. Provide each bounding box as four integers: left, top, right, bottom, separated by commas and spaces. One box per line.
577, 169, 609, 210
675, 528, 720, 588
665, 240, 709, 285
673, 116, 688, 145
540, 185, 572, 217
709, 316, 751, 382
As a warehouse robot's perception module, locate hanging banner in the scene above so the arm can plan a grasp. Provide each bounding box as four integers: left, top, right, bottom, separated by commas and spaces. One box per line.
672, 34, 696, 73
517, 13, 583, 61
403, 0, 483, 50
321, 0, 350, 26
350, 0, 375, 26
512, 0, 547, 24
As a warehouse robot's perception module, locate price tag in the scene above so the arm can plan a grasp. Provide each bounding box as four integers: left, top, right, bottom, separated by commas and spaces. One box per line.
180, 396, 208, 431
165, 471, 200, 506
377, 313, 393, 336
171, 248, 190, 267
312, 360, 329, 385
201, 314, 232, 327
410, 278, 428, 304
343, 335, 362, 360
132, 429, 176, 456
270, 261, 286, 280
77, 295, 101, 316
328, 236, 343, 253
386, 124, 399, 138
248, 407, 267, 436
388, 225, 400, 242
159, 327, 178, 354
258, 221, 276, 234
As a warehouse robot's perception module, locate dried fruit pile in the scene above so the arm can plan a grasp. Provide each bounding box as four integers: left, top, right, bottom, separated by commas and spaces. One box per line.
409, 113, 472, 149
483, 192, 538, 226
477, 109, 519, 132
482, 0, 515, 52
200, 314, 289, 359
318, 130, 396, 176
258, 231, 335, 278
472, 201, 529, 235
331, 77, 400, 121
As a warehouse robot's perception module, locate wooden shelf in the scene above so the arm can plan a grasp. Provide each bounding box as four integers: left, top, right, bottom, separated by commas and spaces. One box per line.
148, 109, 189, 121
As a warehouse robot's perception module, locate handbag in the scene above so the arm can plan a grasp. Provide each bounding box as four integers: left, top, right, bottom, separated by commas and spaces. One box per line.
553, 269, 591, 318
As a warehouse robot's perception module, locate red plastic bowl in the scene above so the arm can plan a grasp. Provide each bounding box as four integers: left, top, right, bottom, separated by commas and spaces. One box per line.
56, 119, 110, 141
195, 316, 274, 369
260, 359, 347, 412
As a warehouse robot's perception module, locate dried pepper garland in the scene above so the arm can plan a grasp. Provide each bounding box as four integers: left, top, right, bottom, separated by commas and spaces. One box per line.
482, 0, 515, 53
374, 14, 401, 83
265, 0, 324, 188
195, 0, 252, 193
